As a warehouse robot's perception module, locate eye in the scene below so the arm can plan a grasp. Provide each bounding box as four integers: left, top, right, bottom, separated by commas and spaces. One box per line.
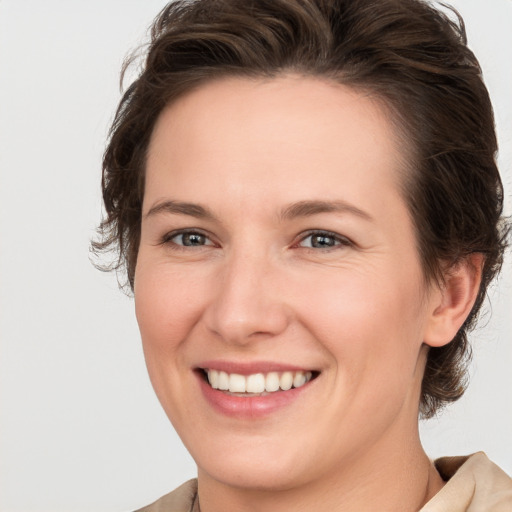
162, 230, 215, 248
297, 230, 351, 249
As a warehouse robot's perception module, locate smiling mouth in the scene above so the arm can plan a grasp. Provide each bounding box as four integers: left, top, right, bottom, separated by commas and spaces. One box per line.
200, 369, 318, 395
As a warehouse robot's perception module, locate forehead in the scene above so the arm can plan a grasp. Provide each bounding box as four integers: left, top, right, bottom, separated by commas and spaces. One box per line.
145, 75, 408, 216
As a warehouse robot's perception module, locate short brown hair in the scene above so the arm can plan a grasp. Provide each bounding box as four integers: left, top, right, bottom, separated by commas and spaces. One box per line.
93, 0, 509, 418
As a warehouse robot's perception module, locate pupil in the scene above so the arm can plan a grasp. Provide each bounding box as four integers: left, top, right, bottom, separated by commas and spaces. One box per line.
312, 235, 334, 247
183, 233, 204, 246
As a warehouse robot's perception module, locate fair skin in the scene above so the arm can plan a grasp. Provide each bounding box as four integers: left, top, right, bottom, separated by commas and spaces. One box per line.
135, 75, 481, 511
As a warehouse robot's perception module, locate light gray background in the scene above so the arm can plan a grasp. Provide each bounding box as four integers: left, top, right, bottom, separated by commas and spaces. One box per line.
0, 1, 510, 511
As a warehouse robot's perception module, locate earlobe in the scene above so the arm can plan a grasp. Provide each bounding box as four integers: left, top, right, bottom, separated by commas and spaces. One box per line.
424, 253, 484, 348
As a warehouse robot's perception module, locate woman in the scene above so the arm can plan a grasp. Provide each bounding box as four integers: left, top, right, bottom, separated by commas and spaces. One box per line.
94, 0, 511, 510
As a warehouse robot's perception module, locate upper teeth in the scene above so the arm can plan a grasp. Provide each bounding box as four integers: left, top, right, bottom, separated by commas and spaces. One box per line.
206, 370, 313, 393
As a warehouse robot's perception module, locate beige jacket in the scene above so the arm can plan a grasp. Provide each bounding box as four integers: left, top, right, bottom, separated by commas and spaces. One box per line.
134, 452, 512, 512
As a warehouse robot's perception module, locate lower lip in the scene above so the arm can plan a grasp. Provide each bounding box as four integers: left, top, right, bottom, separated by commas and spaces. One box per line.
197, 372, 313, 418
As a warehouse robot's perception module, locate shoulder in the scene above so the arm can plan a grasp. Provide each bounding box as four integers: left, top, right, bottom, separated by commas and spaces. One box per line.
421, 452, 512, 511
133, 479, 198, 512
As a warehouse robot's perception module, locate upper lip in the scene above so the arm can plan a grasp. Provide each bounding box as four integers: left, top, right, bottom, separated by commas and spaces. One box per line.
197, 360, 316, 375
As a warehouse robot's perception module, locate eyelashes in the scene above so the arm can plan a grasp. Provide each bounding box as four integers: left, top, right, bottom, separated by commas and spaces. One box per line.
159, 228, 353, 253
162, 230, 215, 248
158, 229, 216, 250
295, 230, 352, 250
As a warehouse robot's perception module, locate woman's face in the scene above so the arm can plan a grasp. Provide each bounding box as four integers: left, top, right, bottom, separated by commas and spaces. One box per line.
135, 75, 439, 489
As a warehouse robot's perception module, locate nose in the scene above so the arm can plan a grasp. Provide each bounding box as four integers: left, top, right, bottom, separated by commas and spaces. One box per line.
203, 249, 290, 345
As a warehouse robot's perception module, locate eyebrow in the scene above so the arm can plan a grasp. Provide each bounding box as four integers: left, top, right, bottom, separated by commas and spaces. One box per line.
144, 199, 373, 223
279, 200, 373, 222
144, 200, 217, 221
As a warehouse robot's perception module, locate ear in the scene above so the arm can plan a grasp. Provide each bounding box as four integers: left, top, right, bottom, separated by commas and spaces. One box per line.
424, 253, 484, 348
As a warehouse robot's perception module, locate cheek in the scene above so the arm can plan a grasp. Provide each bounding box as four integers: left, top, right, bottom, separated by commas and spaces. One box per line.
298, 266, 426, 381
134, 262, 207, 359
133, 262, 211, 421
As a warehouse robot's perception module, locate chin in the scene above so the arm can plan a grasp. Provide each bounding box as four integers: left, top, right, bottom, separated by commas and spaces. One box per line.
201, 460, 310, 491
190, 436, 314, 491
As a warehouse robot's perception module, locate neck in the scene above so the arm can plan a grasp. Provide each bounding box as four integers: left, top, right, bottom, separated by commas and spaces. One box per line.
196, 426, 444, 512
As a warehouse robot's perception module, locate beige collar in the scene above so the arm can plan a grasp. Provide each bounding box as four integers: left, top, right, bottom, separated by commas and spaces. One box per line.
420, 452, 512, 511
